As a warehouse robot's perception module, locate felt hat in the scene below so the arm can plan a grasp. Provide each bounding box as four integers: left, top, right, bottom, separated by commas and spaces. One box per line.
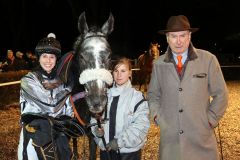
158, 15, 199, 34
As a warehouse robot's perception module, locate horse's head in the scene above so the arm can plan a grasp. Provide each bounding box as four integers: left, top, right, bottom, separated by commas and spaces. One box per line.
74, 12, 114, 114
149, 42, 160, 60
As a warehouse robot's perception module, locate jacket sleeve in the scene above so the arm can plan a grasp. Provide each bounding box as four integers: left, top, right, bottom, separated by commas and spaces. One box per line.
117, 100, 150, 149
64, 97, 74, 117
90, 117, 106, 150
21, 75, 43, 102
20, 74, 74, 117
147, 63, 161, 123
20, 75, 44, 114
208, 55, 228, 127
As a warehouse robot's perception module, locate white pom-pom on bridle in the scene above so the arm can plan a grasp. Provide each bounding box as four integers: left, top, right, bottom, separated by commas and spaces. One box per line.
47, 33, 56, 39
79, 68, 113, 85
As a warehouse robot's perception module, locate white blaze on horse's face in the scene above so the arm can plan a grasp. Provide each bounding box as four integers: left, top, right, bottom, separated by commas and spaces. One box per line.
76, 11, 114, 114
82, 35, 110, 69
92, 38, 107, 69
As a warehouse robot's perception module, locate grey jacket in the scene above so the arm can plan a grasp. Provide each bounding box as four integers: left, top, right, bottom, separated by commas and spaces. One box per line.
147, 43, 228, 160
92, 80, 150, 153
20, 72, 73, 117
18, 71, 74, 160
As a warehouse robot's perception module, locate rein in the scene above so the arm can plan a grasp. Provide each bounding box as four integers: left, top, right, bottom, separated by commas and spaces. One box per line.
75, 34, 107, 50
57, 51, 74, 79
70, 95, 86, 126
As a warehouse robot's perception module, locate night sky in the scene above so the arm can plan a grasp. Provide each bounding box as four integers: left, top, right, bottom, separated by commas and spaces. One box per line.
0, 0, 239, 60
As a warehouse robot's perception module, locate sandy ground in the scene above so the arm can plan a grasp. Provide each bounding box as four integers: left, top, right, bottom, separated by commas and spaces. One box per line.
0, 81, 239, 160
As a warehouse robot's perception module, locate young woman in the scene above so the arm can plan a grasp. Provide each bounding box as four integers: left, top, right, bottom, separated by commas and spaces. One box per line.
91, 57, 150, 160
17, 33, 74, 160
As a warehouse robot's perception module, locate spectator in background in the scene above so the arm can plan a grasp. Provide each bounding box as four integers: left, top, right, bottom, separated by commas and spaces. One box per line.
15, 51, 28, 70
26, 50, 38, 69
0, 49, 16, 71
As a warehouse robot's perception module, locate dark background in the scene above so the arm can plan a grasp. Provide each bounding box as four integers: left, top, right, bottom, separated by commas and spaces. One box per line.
0, 0, 239, 61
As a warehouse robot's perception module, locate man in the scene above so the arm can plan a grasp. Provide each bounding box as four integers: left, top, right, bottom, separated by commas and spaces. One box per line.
0, 49, 16, 71
15, 51, 28, 70
147, 15, 228, 160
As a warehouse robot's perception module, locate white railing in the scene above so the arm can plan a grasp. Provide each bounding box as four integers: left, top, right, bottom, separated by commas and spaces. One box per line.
0, 80, 21, 87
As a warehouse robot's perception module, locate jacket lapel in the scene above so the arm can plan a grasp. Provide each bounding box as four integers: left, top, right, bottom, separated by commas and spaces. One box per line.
182, 60, 194, 83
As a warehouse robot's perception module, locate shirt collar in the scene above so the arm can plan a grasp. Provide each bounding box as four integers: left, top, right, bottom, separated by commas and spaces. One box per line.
172, 49, 188, 64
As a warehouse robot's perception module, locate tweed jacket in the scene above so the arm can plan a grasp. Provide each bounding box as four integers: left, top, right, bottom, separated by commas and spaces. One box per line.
147, 43, 228, 160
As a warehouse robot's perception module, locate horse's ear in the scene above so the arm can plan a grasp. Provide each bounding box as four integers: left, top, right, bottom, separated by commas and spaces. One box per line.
78, 11, 89, 34
101, 12, 114, 36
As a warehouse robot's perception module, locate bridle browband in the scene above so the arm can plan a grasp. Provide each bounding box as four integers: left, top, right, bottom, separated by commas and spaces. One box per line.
84, 34, 106, 40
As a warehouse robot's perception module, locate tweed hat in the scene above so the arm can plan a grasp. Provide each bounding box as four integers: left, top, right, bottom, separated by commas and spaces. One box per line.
158, 15, 199, 34
35, 33, 61, 58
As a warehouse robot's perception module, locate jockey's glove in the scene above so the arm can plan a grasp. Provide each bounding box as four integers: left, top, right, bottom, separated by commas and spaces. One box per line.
94, 126, 104, 138
106, 138, 119, 151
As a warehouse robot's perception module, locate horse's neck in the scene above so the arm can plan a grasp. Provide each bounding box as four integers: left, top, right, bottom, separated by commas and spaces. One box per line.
138, 53, 153, 69
144, 53, 153, 63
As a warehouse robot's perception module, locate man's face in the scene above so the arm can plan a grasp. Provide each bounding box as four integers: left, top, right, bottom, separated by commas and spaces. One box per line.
7, 51, 14, 59
166, 30, 191, 54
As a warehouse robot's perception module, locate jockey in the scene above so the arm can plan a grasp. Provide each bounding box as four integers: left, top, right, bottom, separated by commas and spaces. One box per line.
18, 33, 74, 160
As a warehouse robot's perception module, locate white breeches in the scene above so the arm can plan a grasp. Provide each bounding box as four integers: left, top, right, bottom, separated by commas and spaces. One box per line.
18, 129, 39, 160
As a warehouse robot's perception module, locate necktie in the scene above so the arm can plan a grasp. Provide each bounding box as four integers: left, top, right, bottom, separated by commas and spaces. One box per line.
109, 96, 119, 141
177, 55, 183, 74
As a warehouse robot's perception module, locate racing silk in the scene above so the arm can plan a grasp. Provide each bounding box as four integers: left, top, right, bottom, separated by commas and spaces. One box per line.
20, 72, 73, 117
18, 71, 74, 160
91, 80, 150, 153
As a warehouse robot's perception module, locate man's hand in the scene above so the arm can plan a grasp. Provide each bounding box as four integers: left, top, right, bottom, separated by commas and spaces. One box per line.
106, 138, 118, 151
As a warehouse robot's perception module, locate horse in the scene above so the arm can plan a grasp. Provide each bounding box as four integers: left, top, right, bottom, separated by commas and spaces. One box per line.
137, 42, 160, 91
57, 11, 114, 160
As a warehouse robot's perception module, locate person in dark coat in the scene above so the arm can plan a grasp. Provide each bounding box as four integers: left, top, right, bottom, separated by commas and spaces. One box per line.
14, 51, 28, 70
0, 49, 16, 71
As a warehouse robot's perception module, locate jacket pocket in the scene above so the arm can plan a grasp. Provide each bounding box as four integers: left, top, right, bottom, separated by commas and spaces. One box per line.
193, 73, 207, 78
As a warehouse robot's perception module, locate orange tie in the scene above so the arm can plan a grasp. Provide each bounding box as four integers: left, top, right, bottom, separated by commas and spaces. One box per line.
177, 55, 183, 73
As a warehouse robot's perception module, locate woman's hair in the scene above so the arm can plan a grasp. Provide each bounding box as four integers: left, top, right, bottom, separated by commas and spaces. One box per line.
111, 57, 132, 71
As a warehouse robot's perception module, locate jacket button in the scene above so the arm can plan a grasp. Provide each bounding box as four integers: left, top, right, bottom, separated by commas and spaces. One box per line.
179, 88, 183, 91
179, 130, 184, 134
179, 109, 183, 112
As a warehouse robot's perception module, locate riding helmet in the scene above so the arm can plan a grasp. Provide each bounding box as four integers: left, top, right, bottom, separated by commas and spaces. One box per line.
35, 33, 61, 59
